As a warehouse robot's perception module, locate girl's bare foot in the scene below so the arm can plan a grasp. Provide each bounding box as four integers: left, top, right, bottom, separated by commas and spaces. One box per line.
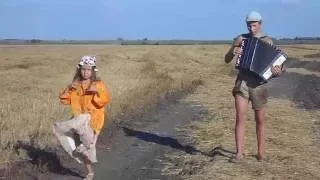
83, 172, 94, 180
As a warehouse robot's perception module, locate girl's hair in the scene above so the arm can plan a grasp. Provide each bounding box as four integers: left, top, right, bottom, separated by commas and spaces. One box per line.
72, 66, 101, 82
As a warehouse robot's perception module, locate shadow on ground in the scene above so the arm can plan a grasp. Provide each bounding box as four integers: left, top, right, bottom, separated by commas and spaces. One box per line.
122, 127, 209, 156
207, 146, 236, 159
122, 126, 237, 159
1, 141, 83, 179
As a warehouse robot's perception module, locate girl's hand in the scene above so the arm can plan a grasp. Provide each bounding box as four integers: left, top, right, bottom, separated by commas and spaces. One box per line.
68, 81, 79, 89
87, 84, 98, 94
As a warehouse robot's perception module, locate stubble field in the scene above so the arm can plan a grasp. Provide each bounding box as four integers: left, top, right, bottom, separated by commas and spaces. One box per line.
1, 44, 320, 180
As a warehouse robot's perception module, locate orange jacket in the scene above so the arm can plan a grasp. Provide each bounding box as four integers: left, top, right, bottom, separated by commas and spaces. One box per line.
59, 80, 111, 135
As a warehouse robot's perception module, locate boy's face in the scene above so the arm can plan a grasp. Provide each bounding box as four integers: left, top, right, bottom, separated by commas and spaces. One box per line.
80, 65, 93, 80
247, 21, 262, 36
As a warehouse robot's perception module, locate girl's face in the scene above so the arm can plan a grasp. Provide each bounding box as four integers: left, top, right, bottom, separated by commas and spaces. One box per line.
80, 66, 93, 80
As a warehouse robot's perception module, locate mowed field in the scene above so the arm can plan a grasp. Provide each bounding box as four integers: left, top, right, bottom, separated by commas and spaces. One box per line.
1, 44, 320, 180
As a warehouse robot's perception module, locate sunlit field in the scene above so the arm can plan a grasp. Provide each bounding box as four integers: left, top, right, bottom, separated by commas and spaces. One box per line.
1, 44, 320, 179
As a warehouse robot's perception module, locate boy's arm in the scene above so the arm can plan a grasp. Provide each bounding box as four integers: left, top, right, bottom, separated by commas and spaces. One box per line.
224, 35, 243, 64
262, 37, 286, 76
263, 37, 285, 77
224, 47, 235, 64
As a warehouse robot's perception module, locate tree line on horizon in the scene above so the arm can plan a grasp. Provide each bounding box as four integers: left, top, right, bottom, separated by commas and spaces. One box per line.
1, 37, 320, 45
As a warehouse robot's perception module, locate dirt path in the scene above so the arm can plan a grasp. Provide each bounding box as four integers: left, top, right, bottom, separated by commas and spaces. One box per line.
4, 93, 208, 180
94, 98, 207, 180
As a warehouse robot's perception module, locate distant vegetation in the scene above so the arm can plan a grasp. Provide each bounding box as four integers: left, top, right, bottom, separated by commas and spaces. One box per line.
1, 37, 320, 45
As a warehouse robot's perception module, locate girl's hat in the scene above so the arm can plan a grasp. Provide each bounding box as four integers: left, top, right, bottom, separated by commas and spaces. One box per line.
77, 56, 98, 72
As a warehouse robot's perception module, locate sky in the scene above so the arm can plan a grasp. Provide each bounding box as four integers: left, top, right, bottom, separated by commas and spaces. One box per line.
0, 0, 319, 40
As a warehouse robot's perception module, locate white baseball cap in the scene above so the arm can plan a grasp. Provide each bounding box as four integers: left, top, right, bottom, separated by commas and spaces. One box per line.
246, 11, 262, 22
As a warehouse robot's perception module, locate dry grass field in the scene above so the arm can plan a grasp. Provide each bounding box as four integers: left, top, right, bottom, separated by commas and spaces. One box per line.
160, 44, 320, 180
0, 44, 207, 162
0, 44, 320, 179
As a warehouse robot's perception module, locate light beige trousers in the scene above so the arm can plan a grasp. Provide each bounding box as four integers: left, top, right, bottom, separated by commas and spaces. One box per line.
52, 113, 97, 163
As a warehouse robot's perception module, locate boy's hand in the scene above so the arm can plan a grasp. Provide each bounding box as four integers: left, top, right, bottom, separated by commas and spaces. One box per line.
232, 36, 245, 56
271, 65, 282, 76
233, 47, 242, 56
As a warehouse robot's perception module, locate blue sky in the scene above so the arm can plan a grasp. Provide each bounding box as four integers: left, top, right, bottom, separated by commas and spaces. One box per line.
1, 0, 319, 40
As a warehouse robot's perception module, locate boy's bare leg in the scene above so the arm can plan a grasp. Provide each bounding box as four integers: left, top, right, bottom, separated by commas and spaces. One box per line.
255, 108, 266, 160
235, 95, 249, 160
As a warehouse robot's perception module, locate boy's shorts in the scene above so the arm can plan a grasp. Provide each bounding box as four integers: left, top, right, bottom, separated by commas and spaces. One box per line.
232, 80, 268, 110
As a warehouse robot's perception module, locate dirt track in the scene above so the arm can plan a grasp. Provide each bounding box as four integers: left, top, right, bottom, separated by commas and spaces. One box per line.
267, 57, 320, 110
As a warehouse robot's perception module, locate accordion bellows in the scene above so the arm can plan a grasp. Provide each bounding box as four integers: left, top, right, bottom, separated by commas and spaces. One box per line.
235, 37, 288, 81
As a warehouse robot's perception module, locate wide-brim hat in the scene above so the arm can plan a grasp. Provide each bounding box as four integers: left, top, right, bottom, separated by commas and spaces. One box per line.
77, 55, 98, 72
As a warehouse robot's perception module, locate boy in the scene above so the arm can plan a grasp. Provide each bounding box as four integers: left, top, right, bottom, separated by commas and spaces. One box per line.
225, 11, 283, 161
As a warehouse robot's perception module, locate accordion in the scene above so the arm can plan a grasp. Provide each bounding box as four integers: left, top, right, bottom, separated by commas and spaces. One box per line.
235, 37, 287, 81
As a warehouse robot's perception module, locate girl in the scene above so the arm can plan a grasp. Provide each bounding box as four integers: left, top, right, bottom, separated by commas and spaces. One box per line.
53, 55, 110, 180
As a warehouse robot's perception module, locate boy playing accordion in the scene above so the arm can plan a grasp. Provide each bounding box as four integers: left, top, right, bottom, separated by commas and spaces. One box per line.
224, 11, 284, 162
